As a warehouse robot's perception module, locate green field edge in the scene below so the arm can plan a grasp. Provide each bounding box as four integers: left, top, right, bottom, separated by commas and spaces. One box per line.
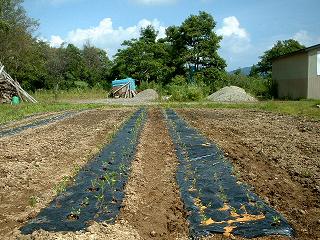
1, 99, 319, 125
0, 102, 132, 125
160, 100, 320, 120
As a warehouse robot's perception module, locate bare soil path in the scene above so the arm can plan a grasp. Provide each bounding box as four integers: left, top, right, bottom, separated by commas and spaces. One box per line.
177, 108, 320, 240
0, 108, 134, 238
119, 108, 189, 240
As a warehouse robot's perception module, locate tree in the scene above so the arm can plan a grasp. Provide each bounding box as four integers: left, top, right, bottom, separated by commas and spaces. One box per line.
64, 44, 84, 84
0, 0, 42, 91
112, 25, 172, 84
82, 41, 112, 87
257, 39, 305, 76
165, 11, 226, 88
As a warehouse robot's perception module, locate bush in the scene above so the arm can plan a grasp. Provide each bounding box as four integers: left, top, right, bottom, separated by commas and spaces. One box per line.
168, 83, 208, 102
138, 81, 166, 97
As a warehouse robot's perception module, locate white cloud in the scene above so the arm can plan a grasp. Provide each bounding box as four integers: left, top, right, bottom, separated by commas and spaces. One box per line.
131, 0, 177, 5
293, 30, 319, 46
217, 16, 250, 54
47, 18, 166, 57
49, 35, 64, 47
217, 16, 248, 39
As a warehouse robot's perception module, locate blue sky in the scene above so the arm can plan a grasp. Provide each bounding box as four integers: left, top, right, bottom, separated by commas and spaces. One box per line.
24, 0, 320, 71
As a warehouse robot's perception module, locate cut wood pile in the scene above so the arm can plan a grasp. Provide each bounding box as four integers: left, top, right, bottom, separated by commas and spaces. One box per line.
0, 75, 19, 103
0, 62, 37, 104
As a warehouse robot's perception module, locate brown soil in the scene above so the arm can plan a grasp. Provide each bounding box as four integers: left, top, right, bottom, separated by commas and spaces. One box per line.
119, 108, 189, 240
0, 108, 134, 239
177, 108, 320, 240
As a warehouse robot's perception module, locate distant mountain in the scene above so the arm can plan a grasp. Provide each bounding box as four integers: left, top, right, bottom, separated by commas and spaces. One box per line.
229, 66, 252, 76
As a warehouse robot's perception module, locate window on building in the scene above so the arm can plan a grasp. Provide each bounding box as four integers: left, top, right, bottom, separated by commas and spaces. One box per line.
317, 51, 320, 76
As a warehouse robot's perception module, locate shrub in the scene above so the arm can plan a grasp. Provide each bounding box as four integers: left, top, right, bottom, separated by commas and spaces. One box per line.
168, 83, 208, 102
138, 81, 166, 98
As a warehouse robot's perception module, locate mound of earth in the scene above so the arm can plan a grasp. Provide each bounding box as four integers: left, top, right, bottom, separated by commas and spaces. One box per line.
207, 86, 257, 102
134, 89, 159, 101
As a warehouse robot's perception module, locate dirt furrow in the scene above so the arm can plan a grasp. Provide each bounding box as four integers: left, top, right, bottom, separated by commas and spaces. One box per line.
119, 108, 189, 240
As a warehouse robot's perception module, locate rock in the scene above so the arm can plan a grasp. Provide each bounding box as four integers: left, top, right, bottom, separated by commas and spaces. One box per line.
150, 230, 157, 237
299, 209, 307, 215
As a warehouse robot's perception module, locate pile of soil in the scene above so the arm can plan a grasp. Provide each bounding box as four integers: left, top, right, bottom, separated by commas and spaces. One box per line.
207, 86, 257, 102
134, 89, 159, 101
177, 108, 320, 240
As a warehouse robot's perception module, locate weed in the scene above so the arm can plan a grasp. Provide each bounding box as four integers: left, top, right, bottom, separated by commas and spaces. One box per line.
29, 196, 38, 207
54, 176, 71, 194
71, 165, 81, 179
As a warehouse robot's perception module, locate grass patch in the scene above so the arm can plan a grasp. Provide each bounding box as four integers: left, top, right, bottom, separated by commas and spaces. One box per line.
0, 102, 105, 125
162, 100, 320, 120
34, 88, 107, 102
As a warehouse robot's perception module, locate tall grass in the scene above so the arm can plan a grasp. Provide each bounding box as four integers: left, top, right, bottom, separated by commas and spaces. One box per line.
34, 88, 108, 103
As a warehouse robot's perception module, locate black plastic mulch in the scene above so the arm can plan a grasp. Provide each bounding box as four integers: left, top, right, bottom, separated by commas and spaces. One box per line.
20, 108, 146, 234
0, 111, 78, 138
165, 109, 294, 239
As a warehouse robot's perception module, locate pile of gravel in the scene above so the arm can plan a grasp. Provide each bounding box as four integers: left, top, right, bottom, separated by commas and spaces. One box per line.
134, 89, 159, 101
207, 86, 257, 102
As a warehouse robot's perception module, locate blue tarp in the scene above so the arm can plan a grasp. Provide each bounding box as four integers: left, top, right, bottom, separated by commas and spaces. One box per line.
112, 78, 136, 91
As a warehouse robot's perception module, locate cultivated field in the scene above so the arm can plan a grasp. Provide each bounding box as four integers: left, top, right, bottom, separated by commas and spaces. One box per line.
0, 106, 319, 240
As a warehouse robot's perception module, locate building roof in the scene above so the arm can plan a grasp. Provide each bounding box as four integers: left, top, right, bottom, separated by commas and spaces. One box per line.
272, 43, 320, 61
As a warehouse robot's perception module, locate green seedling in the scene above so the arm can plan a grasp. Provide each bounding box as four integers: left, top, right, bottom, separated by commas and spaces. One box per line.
272, 216, 281, 226
81, 196, 90, 207
231, 207, 238, 214
119, 163, 127, 175
91, 179, 98, 189
95, 192, 104, 202
71, 207, 81, 216
67, 207, 81, 220
200, 214, 209, 222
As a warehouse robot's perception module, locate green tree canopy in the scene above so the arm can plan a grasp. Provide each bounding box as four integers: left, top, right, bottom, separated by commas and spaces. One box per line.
164, 11, 226, 88
257, 39, 305, 76
112, 25, 172, 83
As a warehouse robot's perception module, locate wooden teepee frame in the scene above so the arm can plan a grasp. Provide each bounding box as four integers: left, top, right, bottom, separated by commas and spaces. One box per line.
0, 62, 37, 103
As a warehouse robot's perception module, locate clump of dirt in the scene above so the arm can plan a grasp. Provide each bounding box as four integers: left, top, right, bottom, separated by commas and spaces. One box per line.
12, 221, 142, 240
119, 108, 189, 240
177, 108, 320, 240
207, 86, 257, 102
0, 108, 134, 238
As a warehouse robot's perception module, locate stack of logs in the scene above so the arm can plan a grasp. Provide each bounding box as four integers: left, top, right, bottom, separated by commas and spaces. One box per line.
0, 76, 19, 103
